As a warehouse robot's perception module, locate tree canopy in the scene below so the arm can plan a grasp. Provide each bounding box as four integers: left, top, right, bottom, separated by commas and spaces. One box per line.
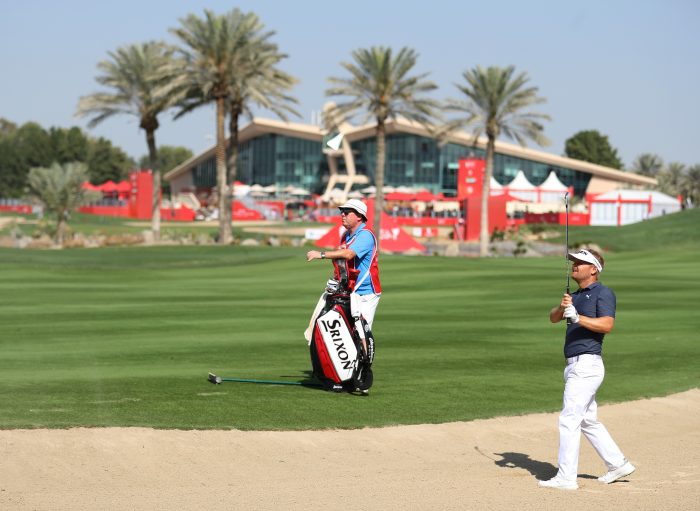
564, 130, 623, 169
137, 145, 193, 175
26, 161, 99, 243
630, 153, 664, 177
0, 120, 133, 198
682, 164, 700, 206
138, 145, 193, 194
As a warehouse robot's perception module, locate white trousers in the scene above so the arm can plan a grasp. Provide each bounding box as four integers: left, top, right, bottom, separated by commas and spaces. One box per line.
557, 354, 626, 481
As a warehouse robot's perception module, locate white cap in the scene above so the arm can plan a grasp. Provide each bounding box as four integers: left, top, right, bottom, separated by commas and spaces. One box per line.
338, 199, 368, 219
568, 249, 603, 272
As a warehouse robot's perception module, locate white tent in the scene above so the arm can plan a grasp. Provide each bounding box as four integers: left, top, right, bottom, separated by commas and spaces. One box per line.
590, 189, 681, 226
538, 171, 569, 202
505, 170, 537, 202
539, 171, 567, 190
233, 184, 250, 197
360, 185, 376, 195
489, 176, 504, 196
322, 187, 347, 204
248, 184, 268, 198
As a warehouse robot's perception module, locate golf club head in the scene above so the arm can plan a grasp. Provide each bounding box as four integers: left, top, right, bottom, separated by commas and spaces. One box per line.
208, 372, 222, 385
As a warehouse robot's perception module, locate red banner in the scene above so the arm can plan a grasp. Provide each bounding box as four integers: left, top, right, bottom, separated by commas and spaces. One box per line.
457, 159, 485, 199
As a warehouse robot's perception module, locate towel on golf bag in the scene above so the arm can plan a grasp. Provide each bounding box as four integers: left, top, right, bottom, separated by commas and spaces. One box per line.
308, 259, 375, 392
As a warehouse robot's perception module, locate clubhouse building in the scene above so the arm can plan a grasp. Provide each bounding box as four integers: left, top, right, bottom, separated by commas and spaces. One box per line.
164, 116, 656, 200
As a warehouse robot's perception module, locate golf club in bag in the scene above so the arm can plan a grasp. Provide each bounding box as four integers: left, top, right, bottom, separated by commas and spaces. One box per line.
308, 258, 375, 393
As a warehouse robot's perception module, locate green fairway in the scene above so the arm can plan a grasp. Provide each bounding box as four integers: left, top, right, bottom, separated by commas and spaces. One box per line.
0, 211, 698, 430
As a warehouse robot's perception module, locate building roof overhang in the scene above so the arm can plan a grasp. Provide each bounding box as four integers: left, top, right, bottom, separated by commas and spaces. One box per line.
164, 117, 657, 188
164, 118, 323, 181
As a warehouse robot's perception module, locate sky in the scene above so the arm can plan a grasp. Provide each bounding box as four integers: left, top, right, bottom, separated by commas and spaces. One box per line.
1, 0, 698, 168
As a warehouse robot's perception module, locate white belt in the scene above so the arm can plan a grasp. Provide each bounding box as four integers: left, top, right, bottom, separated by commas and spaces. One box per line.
566, 354, 602, 365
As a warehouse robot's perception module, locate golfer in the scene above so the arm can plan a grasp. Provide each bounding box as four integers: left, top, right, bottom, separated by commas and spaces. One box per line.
539, 248, 635, 490
306, 199, 381, 328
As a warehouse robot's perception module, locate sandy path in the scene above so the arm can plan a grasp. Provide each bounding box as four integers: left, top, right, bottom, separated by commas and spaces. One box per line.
1, 389, 698, 511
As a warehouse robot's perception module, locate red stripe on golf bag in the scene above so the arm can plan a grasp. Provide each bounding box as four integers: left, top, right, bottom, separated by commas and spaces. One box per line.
313, 322, 341, 383
334, 304, 353, 330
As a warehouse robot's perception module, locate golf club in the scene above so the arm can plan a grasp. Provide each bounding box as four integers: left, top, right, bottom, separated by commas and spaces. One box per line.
207, 372, 323, 388
564, 192, 572, 325
565, 191, 570, 295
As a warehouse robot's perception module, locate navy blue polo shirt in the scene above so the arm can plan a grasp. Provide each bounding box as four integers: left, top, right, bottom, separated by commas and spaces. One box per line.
564, 281, 616, 358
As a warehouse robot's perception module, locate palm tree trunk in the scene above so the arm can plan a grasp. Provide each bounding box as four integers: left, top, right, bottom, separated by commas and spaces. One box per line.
55, 209, 67, 246
479, 136, 495, 257
227, 108, 240, 238
215, 96, 231, 245
146, 129, 160, 242
374, 119, 386, 252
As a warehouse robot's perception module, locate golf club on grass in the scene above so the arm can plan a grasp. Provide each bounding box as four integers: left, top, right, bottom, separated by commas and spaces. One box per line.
208, 372, 323, 388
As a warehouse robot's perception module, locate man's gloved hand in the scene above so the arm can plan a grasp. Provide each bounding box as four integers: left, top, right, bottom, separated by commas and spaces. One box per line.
563, 305, 580, 323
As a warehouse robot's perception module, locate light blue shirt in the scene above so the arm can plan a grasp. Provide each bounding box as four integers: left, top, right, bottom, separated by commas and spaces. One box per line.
344, 224, 376, 295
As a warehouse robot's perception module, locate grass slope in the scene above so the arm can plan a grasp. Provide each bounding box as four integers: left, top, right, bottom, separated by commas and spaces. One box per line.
546, 207, 700, 252
0, 238, 698, 430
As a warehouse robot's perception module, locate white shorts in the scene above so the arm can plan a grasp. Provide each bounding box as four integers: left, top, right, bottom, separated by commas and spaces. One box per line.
357, 293, 380, 329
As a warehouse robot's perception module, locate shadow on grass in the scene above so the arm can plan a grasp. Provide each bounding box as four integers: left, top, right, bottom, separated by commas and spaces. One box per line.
281, 370, 327, 392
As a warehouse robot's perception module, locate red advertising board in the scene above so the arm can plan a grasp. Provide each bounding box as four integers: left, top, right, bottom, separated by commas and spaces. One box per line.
457, 159, 485, 199
129, 171, 154, 219
461, 194, 507, 241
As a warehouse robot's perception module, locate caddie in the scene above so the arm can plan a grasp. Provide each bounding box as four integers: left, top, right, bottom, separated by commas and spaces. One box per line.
305, 199, 382, 335
539, 248, 635, 490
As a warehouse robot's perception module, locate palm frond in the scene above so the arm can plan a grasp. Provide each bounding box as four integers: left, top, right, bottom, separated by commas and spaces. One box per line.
445, 65, 550, 148
168, 8, 299, 122
76, 40, 178, 131
326, 45, 439, 129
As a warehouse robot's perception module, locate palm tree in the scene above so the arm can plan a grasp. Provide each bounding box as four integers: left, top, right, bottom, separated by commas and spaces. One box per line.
658, 162, 686, 197
76, 41, 176, 242
444, 66, 550, 256
225, 47, 298, 219
681, 164, 700, 206
169, 9, 296, 244
326, 46, 440, 251
27, 162, 99, 244
631, 153, 664, 177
